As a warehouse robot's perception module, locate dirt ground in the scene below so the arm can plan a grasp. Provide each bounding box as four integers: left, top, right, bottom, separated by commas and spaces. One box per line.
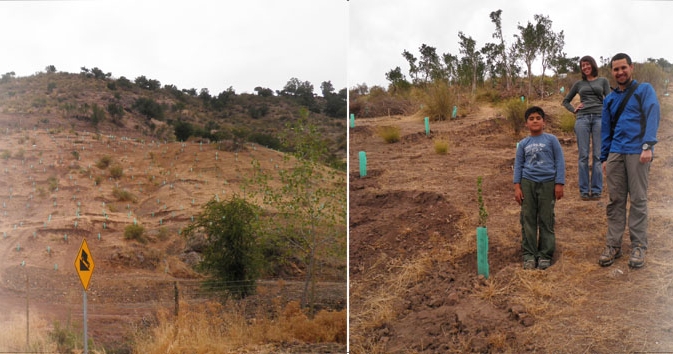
0, 114, 346, 352
349, 93, 673, 353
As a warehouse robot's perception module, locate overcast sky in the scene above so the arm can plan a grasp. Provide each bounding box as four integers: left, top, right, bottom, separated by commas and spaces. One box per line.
349, 0, 673, 89
0, 0, 347, 95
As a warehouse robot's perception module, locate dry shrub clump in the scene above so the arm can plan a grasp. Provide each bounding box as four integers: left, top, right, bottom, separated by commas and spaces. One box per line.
557, 111, 576, 133
503, 98, 527, 134
134, 300, 346, 353
376, 126, 400, 143
433, 139, 449, 154
422, 81, 456, 121
0, 312, 58, 352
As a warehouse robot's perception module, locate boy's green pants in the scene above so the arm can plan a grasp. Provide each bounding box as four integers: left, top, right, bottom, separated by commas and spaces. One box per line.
520, 178, 556, 262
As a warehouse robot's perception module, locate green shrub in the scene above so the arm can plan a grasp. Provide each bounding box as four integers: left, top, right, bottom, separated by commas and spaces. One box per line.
91, 103, 105, 127
434, 139, 449, 154
112, 187, 136, 202
558, 112, 576, 133
49, 321, 79, 353
124, 224, 146, 243
47, 176, 58, 192
422, 81, 455, 121
109, 164, 123, 179
503, 98, 527, 134
377, 126, 400, 143
133, 97, 164, 120
96, 155, 112, 169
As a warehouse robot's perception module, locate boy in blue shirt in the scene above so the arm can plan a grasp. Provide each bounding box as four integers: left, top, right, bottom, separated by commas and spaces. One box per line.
514, 106, 566, 270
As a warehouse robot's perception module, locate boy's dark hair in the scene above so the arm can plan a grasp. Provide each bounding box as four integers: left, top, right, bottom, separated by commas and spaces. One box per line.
524, 106, 545, 120
611, 53, 632, 66
579, 55, 599, 80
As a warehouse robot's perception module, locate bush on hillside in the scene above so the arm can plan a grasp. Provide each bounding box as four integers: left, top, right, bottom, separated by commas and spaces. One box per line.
422, 81, 456, 121
133, 97, 164, 120
124, 224, 146, 243
96, 155, 112, 169
109, 164, 124, 179
503, 98, 527, 135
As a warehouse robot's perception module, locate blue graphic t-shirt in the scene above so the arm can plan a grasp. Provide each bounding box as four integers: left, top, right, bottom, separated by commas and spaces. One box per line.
513, 133, 565, 184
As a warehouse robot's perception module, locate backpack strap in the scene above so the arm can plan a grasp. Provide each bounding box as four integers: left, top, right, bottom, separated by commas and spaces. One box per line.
609, 82, 640, 138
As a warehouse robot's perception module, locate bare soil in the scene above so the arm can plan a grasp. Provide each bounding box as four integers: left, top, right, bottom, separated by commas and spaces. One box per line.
349, 95, 673, 353
0, 113, 346, 353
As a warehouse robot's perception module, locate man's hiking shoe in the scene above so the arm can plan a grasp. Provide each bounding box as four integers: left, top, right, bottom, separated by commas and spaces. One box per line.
537, 259, 551, 270
598, 246, 622, 267
523, 259, 536, 270
628, 247, 646, 268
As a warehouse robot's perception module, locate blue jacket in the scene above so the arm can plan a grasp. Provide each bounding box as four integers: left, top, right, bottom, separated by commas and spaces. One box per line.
600, 80, 660, 162
514, 133, 566, 185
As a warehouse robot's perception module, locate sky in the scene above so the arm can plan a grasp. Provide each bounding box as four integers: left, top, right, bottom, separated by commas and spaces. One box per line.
349, 0, 673, 89
0, 0, 347, 95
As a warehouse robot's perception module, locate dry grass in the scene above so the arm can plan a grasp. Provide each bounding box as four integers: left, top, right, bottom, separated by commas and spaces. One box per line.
557, 111, 576, 133
133, 300, 345, 353
0, 312, 58, 352
433, 139, 449, 154
376, 125, 401, 143
349, 252, 433, 354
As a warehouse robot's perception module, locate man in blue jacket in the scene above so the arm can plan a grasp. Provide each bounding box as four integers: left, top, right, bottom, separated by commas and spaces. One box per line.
598, 53, 660, 268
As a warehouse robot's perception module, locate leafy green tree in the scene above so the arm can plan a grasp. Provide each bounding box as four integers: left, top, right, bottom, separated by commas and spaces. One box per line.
488, 10, 513, 91
135, 75, 160, 90
320, 80, 335, 97
91, 67, 111, 80
385, 66, 412, 93
536, 14, 565, 97
45, 65, 57, 74
402, 49, 420, 83
280, 78, 316, 110
0, 71, 15, 84
174, 120, 193, 141
116, 76, 133, 89
248, 108, 346, 315
90, 103, 105, 127
418, 44, 442, 83
323, 87, 347, 118
254, 86, 274, 97
183, 196, 263, 298
133, 97, 164, 120
458, 31, 483, 95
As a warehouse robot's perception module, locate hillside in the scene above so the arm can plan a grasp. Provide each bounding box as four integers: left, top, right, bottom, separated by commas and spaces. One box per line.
0, 72, 346, 352
349, 91, 673, 353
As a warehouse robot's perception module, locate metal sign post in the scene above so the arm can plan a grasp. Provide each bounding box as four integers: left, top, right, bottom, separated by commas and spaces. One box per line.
74, 239, 95, 354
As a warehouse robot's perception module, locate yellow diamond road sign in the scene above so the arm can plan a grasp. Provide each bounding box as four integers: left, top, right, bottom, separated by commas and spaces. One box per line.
74, 238, 95, 291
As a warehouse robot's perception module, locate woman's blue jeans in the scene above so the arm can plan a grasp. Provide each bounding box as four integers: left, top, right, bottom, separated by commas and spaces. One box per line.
574, 114, 603, 195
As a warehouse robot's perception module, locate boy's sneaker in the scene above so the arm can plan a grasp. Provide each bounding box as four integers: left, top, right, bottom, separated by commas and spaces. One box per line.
628, 247, 646, 268
598, 246, 622, 267
537, 259, 551, 270
590, 193, 602, 200
581, 193, 591, 201
523, 259, 536, 270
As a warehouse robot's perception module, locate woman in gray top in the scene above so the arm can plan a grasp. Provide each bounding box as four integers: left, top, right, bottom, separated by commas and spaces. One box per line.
562, 55, 611, 200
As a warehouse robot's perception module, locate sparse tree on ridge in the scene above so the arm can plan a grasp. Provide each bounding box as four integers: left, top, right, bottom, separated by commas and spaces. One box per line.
458, 31, 483, 96
489, 9, 513, 91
